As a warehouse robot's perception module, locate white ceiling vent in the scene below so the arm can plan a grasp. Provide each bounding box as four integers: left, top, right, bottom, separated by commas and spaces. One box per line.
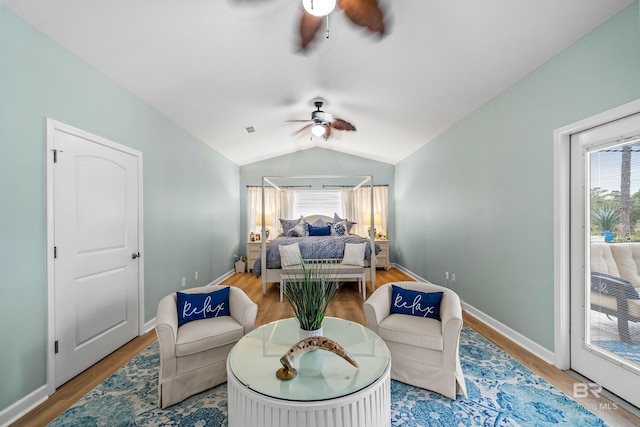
244, 126, 256, 134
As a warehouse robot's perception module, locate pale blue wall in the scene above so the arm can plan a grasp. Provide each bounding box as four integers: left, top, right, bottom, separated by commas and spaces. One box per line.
0, 7, 239, 412
395, 2, 640, 351
239, 147, 396, 262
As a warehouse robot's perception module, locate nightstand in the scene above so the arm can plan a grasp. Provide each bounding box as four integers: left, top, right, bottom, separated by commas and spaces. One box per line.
375, 240, 390, 270
246, 241, 262, 272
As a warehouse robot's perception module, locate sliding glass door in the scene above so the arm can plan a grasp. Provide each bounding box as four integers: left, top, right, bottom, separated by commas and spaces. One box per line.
570, 113, 640, 408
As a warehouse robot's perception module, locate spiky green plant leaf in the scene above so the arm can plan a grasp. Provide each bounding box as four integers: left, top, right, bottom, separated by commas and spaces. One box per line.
282, 260, 342, 331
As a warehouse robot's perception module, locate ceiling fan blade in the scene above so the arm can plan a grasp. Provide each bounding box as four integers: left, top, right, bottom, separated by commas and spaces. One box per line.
324, 124, 332, 140
331, 118, 357, 131
293, 122, 314, 136
299, 9, 324, 50
286, 119, 313, 123
338, 0, 385, 34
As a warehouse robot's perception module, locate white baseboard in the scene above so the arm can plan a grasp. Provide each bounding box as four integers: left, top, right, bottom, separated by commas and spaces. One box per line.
210, 269, 235, 285
393, 264, 429, 282
144, 318, 156, 334
461, 303, 555, 365
0, 385, 48, 427
394, 264, 556, 365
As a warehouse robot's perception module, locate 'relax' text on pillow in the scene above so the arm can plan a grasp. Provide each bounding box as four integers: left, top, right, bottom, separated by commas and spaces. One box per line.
176, 287, 230, 327
390, 285, 443, 320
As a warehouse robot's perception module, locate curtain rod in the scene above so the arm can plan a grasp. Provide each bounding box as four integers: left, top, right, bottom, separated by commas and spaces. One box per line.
246, 185, 311, 188
322, 184, 388, 188
247, 184, 387, 188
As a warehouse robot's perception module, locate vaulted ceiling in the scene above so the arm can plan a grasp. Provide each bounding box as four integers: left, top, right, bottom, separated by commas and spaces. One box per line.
3, 0, 635, 165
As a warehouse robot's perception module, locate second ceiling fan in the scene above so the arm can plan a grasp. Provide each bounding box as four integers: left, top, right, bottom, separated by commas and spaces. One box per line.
288, 99, 356, 140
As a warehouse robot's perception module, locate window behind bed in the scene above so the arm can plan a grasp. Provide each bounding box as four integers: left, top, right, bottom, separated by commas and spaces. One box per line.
293, 190, 343, 218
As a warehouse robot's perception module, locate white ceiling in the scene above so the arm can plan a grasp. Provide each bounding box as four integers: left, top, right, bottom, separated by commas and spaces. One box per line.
3, 0, 634, 165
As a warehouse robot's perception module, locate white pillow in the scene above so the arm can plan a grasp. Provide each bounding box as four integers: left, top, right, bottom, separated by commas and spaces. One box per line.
342, 242, 366, 266
279, 242, 302, 267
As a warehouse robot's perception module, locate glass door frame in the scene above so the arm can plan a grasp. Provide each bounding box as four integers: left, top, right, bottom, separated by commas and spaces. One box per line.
554, 99, 640, 371
554, 100, 640, 410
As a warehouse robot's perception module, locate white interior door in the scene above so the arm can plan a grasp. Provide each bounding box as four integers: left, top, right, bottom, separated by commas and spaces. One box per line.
50, 122, 142, 387
570, 112, 640, 408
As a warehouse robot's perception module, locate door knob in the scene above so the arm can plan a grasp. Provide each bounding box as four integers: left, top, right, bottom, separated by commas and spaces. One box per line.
131, 252, 141, 259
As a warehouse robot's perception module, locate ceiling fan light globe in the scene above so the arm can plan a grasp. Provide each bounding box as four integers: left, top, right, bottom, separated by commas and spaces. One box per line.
302, 0, 336, 17
311, 124, 326, 137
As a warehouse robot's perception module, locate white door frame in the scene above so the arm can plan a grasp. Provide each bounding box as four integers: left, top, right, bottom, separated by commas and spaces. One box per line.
553, 98, 640, 370
45, 118, 145, 395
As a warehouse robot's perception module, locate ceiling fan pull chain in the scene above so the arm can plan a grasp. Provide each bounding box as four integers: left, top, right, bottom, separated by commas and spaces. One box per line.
326, 14, 330, 39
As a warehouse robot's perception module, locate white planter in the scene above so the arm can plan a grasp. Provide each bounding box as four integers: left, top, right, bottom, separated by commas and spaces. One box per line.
235, 261, 246, 273
299, 326, 323, 341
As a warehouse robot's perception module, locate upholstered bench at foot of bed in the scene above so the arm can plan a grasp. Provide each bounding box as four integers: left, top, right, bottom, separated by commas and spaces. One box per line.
279, 259, 367, 302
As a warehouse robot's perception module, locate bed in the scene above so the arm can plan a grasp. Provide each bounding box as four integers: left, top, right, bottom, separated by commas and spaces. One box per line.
253, 215, 380, 294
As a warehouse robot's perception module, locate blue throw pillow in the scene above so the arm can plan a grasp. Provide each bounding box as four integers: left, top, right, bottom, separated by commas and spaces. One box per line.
176, 287, 230, 327
390, 285, 443, 320
308, 224, 331, 236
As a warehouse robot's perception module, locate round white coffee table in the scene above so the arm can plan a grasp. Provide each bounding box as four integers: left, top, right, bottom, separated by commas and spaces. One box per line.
227, 317, 391, 427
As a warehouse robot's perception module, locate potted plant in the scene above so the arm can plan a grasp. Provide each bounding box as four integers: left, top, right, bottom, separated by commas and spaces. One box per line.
593, 205, 619, 242
282, 261, 341, 339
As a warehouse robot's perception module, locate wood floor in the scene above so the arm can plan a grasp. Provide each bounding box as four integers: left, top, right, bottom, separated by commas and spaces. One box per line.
12, 269, 640, 426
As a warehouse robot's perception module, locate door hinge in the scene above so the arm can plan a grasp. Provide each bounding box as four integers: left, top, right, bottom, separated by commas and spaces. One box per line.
54, 246, 57, 259
54, 340, 59, 354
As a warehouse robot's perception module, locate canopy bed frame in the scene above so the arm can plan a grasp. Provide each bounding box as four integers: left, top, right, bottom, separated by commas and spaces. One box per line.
257, 175, 378, 295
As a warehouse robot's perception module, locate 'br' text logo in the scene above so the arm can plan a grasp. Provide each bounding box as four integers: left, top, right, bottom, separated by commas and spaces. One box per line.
573, 382, 602, 398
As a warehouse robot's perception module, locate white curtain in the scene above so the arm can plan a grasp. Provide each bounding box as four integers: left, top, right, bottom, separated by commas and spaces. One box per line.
342, 186, 388, 238
341, 189, 355, 223
279, 189, 295, 224
247, 187, 279, 240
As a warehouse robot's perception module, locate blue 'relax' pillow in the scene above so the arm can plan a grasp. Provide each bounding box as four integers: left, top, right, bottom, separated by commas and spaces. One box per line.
177, 287, 230, 327
308, 224, 331, 236
390, 285, 443, 320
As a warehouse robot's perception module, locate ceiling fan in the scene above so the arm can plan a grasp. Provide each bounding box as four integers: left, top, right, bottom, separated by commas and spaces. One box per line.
288, 98, 356, 140
299, 0, 386, 50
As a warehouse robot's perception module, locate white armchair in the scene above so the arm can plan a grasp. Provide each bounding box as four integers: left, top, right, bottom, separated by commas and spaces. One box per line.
155, 285, 258, 408
364, 281, 467, 399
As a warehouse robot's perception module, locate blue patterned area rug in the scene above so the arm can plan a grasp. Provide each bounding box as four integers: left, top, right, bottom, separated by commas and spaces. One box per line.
593, 340, 640, 364
49, 328, 605, 426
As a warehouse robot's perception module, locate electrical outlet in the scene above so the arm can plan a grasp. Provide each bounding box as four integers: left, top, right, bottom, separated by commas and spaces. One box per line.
451, 274, 456, 284
445, 271, 449, 280
195, 271, 198, 280
181, 277, 186, 287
